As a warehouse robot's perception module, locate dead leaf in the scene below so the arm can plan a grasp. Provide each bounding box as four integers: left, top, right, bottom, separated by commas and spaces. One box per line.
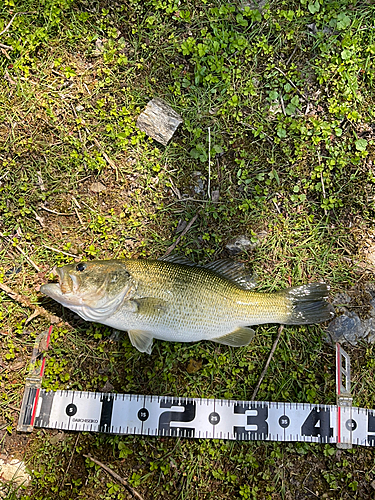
186, 359, 203, 374
89, 182, 106, 193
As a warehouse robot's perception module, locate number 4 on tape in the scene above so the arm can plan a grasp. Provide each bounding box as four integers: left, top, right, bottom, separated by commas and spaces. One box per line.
18, 331, 375, 447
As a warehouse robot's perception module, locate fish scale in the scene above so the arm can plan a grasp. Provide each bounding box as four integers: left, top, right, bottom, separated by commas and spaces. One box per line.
126, 260, 289, 333
40, 258, 334, 354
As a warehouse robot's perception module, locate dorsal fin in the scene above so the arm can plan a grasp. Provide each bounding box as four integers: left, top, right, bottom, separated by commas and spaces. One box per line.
159, 254, 196, 266
203, 259, 257, 290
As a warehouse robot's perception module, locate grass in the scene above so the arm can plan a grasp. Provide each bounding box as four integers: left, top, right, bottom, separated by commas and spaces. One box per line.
1, 0, 375, 498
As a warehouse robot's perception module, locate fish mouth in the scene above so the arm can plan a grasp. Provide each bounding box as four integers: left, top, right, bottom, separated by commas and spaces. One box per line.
55, 267, 79, 294
40, 267, 79, 300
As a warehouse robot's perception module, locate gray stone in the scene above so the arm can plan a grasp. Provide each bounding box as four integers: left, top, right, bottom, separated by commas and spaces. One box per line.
136, 98, 183, 146
332, 292, 352, 306
226, 232, 267, 255
192, 171, 204, 195
326, 311, 366, 345
370, 299, 375, 318
307, 23, 333, 35
211, 190, 220, 202
176, 219, 187, 233
307, 23, 317, 34
363, 317, 375, 343
238, 0, 267, 12
100, 380, 114, 393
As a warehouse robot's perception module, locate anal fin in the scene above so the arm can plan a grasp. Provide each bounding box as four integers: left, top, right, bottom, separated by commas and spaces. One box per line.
128, 330, 154, 354
212, 327, 255, 347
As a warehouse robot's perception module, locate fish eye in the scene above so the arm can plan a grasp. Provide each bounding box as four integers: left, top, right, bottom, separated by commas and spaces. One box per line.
76, 263, 86, 272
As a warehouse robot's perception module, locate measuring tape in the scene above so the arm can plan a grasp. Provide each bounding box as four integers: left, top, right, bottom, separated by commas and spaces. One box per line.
17, 329, 375, 448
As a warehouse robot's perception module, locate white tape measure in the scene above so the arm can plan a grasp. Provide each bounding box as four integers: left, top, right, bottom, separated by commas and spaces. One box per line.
18, 329, 375, 448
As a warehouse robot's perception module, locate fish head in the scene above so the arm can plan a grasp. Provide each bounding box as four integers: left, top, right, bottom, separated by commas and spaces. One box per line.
40, 260, 134, 321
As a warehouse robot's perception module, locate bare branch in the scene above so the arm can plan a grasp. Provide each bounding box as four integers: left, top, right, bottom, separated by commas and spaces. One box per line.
252, 325, 284, 400
83, 454, 144, 500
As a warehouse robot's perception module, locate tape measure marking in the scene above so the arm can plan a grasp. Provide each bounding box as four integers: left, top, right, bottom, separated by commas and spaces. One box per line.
17, 330, 375, 447
15, 389, 373, 446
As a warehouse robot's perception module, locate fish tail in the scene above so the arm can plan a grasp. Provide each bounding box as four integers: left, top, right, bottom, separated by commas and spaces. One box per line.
281, 283, 334, 325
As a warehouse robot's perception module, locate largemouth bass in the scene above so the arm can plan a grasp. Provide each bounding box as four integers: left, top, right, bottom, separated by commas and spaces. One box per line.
40, 256, 334, 354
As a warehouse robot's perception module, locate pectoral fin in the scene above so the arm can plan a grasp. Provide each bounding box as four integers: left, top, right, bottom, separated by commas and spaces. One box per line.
128, 330, 154, 354
135, 297, 168, 315
212, 327, 255, 347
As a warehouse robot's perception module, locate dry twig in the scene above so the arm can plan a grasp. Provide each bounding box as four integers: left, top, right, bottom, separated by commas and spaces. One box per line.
40, 205, 73, 216
0, 43, 13, 50
0, 12, 35, 37
0, 231, 41, 272
83, 454, 144, 500
0, 48, 11, 60
162, 212, 200, 258
0, 282, 60, 324
42, 245, 79, 258
251, 325, 284, 400
274, 66, 308, 102
32, 209, 45, 228
60, 435, 80, 489
280, 94, 286, 116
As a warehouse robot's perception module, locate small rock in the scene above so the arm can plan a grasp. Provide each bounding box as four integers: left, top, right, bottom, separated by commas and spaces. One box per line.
96, 39, 104, 50
136, 98, 183, 146
186, 359, 203, 374
4, 267, 21, 276
307, 23, 332, 35
364, 317, 375, 343
37, 171, 46, 191
76, 105, 84, 112
89, 181, 106, 193
326, 311, 366, 345
369, 299, 375, 318
100, 380, 114, 393
0, 458, 31, 488
269, 102, 282, 115
332, 293, 352, 306
211, 190, 220, 202
239, 0, 267, 12
307, 23, 317, 34
93, 38, 105, 56
226, 232, 267, 255
192, 171, 205, 195
176, 219, 187, 234
98, 366, 110, 375
10, 359, 25, 371
365, 282, 375, 298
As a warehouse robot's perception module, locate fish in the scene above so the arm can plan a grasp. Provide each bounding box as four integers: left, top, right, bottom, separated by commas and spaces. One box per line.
40, 256, 334, 354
